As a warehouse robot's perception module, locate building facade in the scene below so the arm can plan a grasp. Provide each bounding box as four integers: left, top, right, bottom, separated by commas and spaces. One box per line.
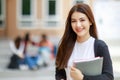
0, 0, 94, 39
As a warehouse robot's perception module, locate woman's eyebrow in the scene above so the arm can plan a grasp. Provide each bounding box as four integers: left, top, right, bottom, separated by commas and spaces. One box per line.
71, 17, 85, 20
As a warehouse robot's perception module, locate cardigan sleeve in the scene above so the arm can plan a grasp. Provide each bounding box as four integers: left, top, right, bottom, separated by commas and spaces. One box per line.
83, 40, 114, 80
55, 67, 66, 80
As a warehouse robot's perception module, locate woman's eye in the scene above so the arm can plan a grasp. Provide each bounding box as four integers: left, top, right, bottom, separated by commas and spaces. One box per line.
71, 20, 76, 22
80, 19, 85, 22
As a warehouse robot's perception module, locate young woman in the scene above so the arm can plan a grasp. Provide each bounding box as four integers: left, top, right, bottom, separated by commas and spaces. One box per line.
55, 3, 114, 80
8, 36, 24, 69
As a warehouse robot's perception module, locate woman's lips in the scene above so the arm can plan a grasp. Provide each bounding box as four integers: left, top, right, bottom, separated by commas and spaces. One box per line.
76, 28, 83, 32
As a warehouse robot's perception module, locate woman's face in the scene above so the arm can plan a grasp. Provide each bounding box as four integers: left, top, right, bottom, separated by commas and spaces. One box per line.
71, 11, 92, 39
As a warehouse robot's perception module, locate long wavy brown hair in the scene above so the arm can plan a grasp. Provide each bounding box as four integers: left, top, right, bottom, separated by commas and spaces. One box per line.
56, 3, 98, 69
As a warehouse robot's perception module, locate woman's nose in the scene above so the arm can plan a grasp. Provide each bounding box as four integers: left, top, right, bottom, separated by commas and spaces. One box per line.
76, 21, 81, 27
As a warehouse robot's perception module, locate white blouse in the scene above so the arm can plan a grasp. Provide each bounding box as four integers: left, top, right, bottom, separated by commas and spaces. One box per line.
9, 41, 24, 55
65, 37, 95, 80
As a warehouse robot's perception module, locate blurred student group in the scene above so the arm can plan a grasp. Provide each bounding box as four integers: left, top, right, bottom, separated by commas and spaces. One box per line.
7, 33, 56, 70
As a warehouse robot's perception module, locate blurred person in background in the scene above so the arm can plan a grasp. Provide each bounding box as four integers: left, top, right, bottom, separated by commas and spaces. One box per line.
8, 36, 25, 69
39, 34, 54, 66
55, 3, 113, 80
22, 32, 39, 70
32, 34, 54, 67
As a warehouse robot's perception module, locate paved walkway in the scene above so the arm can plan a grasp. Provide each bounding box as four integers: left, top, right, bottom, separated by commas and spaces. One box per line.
0, 65, 55, 80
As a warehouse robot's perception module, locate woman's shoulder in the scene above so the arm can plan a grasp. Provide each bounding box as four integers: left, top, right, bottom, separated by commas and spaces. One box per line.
94, 39, 109, 57
94, 39, 108, 47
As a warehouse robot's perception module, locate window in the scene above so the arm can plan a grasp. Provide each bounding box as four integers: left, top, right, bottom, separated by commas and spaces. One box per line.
42, 0, 62, 27
72, 0, 86, 5
17, 0, 36, 27
76, 0, 84, 4
0, 0, 5, 27
22, 0, 31, 15
48, 0, 56, 15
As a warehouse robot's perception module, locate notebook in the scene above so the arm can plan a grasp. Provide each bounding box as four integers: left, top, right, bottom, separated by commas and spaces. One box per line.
74, 57, 103, 76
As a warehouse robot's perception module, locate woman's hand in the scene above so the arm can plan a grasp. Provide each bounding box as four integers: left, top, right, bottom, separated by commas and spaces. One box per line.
18, 53, 24, 59
70, 66, 84, 80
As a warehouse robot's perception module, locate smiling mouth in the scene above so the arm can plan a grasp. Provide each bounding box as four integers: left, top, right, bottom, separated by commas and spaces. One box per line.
76, 28, 83, 32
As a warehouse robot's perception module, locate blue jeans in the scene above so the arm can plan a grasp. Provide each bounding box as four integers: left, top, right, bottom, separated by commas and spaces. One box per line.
25, 55, 39, 69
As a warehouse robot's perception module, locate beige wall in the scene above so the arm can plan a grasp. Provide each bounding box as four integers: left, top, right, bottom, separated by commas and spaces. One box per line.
6, 0, 17, 39
0, 30, 5, 37
37, 0, 42, 19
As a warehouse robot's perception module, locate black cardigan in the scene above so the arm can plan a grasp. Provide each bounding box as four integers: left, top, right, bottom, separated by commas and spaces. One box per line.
55, 39, 114, 80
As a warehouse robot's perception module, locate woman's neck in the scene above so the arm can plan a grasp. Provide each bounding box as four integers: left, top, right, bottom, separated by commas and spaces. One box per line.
77, 35, 90, 43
